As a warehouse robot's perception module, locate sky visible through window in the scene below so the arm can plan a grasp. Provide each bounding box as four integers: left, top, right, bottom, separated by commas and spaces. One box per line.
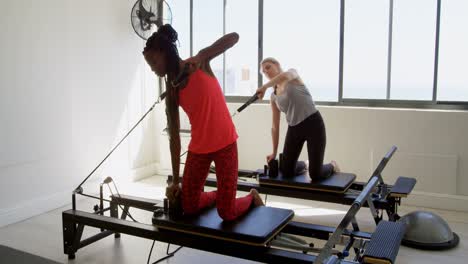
167, 0, 467, 102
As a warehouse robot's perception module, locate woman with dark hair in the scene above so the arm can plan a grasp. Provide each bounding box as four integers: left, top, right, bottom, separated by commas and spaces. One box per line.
256, 57, 340, 182
143, 25, 263, 221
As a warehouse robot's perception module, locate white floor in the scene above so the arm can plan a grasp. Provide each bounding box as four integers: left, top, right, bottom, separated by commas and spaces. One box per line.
0, 175, 466, 264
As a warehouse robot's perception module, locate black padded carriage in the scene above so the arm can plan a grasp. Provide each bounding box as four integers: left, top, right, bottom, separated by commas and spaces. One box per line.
258, 171, 357, 193
152, 206, 294, 246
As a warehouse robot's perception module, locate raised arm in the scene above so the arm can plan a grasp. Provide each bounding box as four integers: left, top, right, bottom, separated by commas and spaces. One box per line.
183, 33, 239, 75
196, 32, 239, 62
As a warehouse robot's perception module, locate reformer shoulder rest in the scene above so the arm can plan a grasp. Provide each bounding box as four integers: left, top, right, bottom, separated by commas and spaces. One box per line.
389, 176, 417, 198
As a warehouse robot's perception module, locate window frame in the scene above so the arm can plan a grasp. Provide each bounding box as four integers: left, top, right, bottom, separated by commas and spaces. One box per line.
181, 0, 468, 110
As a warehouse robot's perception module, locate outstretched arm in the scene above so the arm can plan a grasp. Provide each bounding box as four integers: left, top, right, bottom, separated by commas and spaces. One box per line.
263, 69, 299, 90
256, 69, 300, 99
270, 99, 281, 160
166, 86, 181, 185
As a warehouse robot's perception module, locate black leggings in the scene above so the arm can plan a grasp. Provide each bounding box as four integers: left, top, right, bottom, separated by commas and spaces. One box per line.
280, 111, 334, 180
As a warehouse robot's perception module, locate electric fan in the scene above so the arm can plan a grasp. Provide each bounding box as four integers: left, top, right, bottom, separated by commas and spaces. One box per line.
131, 0, 173, 40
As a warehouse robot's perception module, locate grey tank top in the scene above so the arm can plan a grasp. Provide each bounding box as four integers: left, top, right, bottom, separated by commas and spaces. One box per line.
271, 82, 318, 126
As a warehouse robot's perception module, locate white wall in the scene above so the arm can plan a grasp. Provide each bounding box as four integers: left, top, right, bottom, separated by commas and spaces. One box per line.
156, 101, 468, 211
227, 103, 468, 211
0, 0, 160, 227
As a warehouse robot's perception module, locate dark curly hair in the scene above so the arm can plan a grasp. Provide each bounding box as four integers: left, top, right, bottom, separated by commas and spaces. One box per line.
144, 24, 182, 186
144, 24, 181, 78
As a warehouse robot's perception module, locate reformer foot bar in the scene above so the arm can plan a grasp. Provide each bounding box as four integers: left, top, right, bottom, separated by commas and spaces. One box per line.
170, 146, 417, 223
63, 172, 406, 263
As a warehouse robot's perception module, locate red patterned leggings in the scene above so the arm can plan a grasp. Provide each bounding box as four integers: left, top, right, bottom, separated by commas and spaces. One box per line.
182, 142, 253, 221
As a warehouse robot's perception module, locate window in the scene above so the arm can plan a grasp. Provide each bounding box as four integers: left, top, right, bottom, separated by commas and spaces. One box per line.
343, 0, 389, 99
167, 0, 190, 59
193, 0, 224, 88
390, 0, 437, 100
225, 0, 258, 96
438, 0, 468, 101
263, 0, 340, 101
162, 0, 468, 109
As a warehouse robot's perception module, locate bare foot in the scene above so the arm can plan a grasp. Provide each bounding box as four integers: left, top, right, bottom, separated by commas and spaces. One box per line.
331, 160, 341, 173
250, 189, 265, 207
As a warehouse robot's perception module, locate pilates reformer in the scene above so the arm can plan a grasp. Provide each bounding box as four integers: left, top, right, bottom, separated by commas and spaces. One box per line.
63, 168, 406, 264
62, 65, 408, 263
63, 113, 408, 264
168, 146, 417, 224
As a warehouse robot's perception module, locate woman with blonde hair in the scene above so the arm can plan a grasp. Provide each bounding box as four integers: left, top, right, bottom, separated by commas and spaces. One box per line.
256, 57, 339, 181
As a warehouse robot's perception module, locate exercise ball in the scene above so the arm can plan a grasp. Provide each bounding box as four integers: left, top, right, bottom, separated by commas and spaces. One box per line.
400, 211, 459, 250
